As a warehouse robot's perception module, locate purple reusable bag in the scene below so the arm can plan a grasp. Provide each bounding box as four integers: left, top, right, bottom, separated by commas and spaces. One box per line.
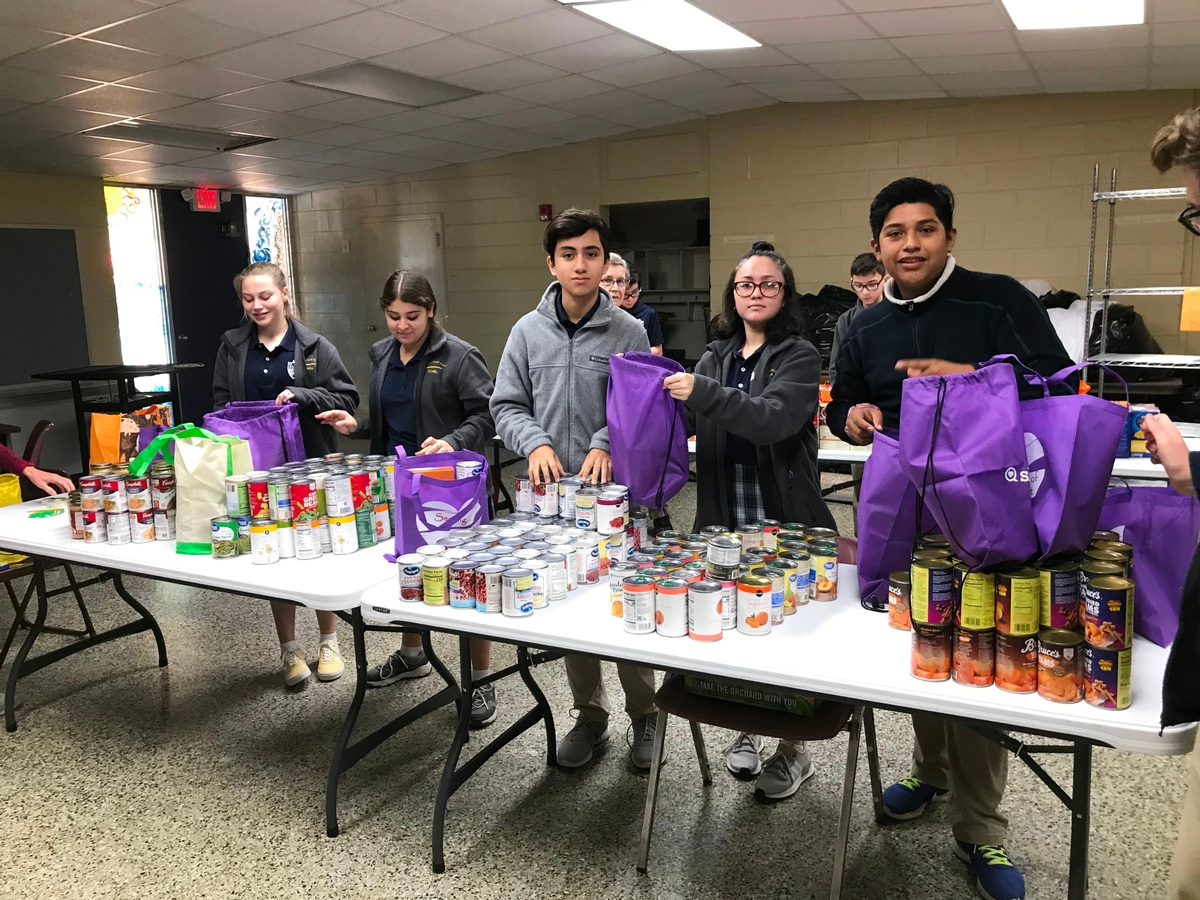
898, 364, 1038, 568
857, 430, 934, 607
607, 351, 690, 509
201, 401, 305, 470
391, 447, 488, 556
1098, 484, 1200, 647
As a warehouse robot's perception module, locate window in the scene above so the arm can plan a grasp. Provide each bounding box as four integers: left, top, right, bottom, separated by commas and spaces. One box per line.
244, 195, 294, 297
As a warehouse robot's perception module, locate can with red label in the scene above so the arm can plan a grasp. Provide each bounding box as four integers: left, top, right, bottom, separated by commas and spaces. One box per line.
83, 509, 107, 543
349, 470, 372, 512
102, 475, 129, 514
515, 475, 533, 513
154, 508, 176, 541
80, 475, 104, 512
596, 492, 624, 535
533, 480, 559, 518
126, 476, 152, 513
131, 509, 156, 543
290, 479, 319, 524
449, 561, 476, 609
655, 577, 689, 637
245, 471, 269, 517
623, 575, 656, 635
398, 553, 425, 602
69, 493, 85, 540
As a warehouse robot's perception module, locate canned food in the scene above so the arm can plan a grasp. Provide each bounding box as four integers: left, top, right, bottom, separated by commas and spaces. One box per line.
911, 623, 952, 681
131, 509, 156, 543
766, 558, 800, 614
374, 502, 391, 543
1038, 628, 1084, 703
920, 531, 949, 547
1084, 644, 1132, 710
354, 506, 375, 549
910, 559, 954, 625
533, 481, 559, 518
575, 536, 600, 584
83, 509, 107, 543
756, 519, 782, 552
476, 565, 505, 613
655, 577, 689, 637
211, 516, 238, 558
805, 527, 839, 544
952, 627, 995, 687
398, 554, 425, 602
609, 562, 640, 616
502, 568, 535, 617
629, 515, 648, 550
328, 515, 357, 554
809, 541, 838, 601
687, 580, 723, 641
596, 492, 625, 535
80, 475, 104, 512
995, 566, 1040, 635
294, 520, 323, 560
888, 570, 911, 630
1082, 575, 1134, 650
778, 550, 811, 605
423, 558, 449, 606
153, 508, 175, 541
1092, 540, 1133, 562
602, 532, 624, 573
250, 518, 279, 565
737, 574, 773, 635
449, 561, 476, 609
542, 552, 568, 602
575, 487, 598, 529
267, 476, 292, 522
622, 575, 656, 634
995, 632, 1039, 693
1039, 557, 1081, 629
750, 565, 785, 625
735, 524, 762, 550
324, 473, 354, 518
107, 511, 131, 545
558, 476, 582, 517
151, 466, 176, 509
1084, 547, 1129, 575
68, 492, 85, 540
515, 475, 533, 513
245, 472, 269, 517
745, 546, 775, 567
455, 460, 483, 480
102, 475, 128, 514
526, 559, 549, 610
953, 565, 996, 630
226, 475, 250, 516
349, 470, 372, 512
234, 515, 252, 555
276, 521, 296, 559
1091, 530, 1120, 544
126, 476, 152, 513
912, 547, 953, 562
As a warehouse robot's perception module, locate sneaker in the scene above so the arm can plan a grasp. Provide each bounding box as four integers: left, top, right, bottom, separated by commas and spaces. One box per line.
954, 841, 1026, 900
725, 732, 764, 779
881, 774, 949, 821
470, 683, 497, 729
316, 641, 344, 682
366, 649, 432, 687
557, 716, 609, 769
755, 742, 815, 800
282, 647, 310, 687
628, 712, 665, 773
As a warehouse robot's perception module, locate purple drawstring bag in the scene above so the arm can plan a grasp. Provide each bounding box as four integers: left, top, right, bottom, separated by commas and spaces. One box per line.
1098, 483, 1200, 647
856, 430, 935, 608
898, 363, 1038, 568
607, 351, 690, 510
391, 447, 489, 556
202, 401, 305, 470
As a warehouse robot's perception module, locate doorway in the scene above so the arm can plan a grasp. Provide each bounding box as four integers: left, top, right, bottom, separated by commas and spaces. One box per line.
358, 214, 447, 336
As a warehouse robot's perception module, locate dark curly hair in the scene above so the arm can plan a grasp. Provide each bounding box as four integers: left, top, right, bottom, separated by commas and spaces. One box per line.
713, 241, 802, 345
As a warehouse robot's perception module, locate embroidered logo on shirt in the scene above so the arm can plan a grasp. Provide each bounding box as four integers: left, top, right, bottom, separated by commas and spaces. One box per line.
304, 358, 316, 372
588, 355, 609, 364
287, 360, 296, 378
426, 361, 445, 375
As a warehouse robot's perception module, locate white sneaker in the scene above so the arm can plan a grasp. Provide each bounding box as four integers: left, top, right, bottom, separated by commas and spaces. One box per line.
755, 741, 815, 800
724, 732, 764, 778
282, 647, 311, 687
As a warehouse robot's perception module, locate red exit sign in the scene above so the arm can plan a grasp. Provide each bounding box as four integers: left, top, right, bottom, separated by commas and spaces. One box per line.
190, 188, 220, 212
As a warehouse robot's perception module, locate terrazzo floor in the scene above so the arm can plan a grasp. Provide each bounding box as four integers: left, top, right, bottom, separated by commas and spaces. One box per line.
0, 471, 1188, 900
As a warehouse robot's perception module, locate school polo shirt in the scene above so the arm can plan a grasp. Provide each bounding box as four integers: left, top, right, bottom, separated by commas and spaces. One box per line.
244, 320, 296, 401
381, 338, 427, 457
724, 340, 765, 466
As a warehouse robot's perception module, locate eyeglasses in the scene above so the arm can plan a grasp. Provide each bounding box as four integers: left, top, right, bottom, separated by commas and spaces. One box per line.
1180, 205, 1200, 237
600, 277, 627, 288
733, 280, 783, 298
851, 280, 882, 293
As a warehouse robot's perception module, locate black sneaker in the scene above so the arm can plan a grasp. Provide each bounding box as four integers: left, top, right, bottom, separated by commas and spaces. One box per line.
366, 649, 432, 687
470, 683, 497, 728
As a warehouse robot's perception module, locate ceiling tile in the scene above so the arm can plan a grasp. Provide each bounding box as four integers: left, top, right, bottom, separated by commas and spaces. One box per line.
412, 119, 514, 144
228, 156, 328, 175
404, 140, 503, 162
200, 38, 354, 80
1153, 21, 1200, 46
678, 47, 798, 68
0, 0, 152, 35
835, 74, 947, 98
105, 143, 213, 163
53, 156, 151, 177
360, 108, 461, 132
118, 63, 270, 99
690, 0, 848, 22
1015, 25, 1148, 52
148, 100, 262, 129
1153, 45, 1200, 65
32, 132, 141, 156
237, 138, 328, 158
90, 8, 266, 59
0, 104, 125, 134
179, 0, 365, 35
232, 112, 331, 138
0, 27, 64, 62
369, 36, 512, 79
593, 99, 702, 128
715, 63, 825, 84
1152, 64, 1200, 88
812, 58, 923, 80
753, 80, 855, 102
299, 146, 387, 164
889, 31, 1020, 57
587, 54, 700, 87
530, 33, 660, 71
739, 16, 876, 44
0, 67, 102, 103
779, 39, 900, 64
0, 127, 62, 150
353, 132, 441, 153
287, 10, 447, 59
383, 0, 551, 34
933, 70, 1040, 96
298, 123, 394, 145
120, 163, 228, 185
1028, 47, 1148, 69
426, 93, 533, 118
843, 0, 994, 10
913, 53, 1029, 75
672, 85, 775, 115
464, 9, 611, 56
503, 74, 612, 104
861, 5, 1009, 37
0, 99, 28, 118
465, 130, 564, 152
527, 115, 632, 140
636, 70, 736, 101
298, 96, 408, 122
218, 82, 344, 113
184, 152, 268, 171
8, 38, 179, 82
549, 87, 653, 115
367, 154, 452, 174
441, 57, 567, 92
53, 83, 193, 116
1035, 67, 1149, 91
1154, 0, 1200, 21
480, 104, 576, 128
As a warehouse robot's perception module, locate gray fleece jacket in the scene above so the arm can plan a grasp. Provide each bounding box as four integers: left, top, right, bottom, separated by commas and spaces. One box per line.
491, 283, 650, 473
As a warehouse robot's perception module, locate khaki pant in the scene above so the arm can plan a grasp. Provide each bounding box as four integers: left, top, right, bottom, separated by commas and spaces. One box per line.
911, 713, 1009, 846
1170, 748, 1200, 900
564, 654, 656, 724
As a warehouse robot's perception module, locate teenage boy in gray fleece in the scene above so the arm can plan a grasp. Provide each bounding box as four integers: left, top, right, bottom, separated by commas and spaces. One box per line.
490, 208, 657, 773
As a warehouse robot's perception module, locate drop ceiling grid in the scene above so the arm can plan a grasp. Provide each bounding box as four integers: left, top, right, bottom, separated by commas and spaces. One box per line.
0, 0, 1189, 191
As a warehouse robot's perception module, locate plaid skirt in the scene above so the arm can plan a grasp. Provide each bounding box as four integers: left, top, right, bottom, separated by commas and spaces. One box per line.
727, 463, 767, 528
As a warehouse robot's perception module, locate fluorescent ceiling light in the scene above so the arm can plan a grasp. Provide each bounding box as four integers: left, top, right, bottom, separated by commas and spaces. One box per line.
565, 0, 759, 52
1001, 0, 1144, 30
292, 63, 477, 107
84, 121, 273, 152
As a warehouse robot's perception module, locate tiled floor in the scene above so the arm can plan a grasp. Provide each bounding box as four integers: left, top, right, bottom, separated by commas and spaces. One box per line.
0, 476, 1187, 899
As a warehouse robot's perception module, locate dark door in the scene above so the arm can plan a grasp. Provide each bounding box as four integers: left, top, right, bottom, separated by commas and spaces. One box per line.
159, 190, 249, 423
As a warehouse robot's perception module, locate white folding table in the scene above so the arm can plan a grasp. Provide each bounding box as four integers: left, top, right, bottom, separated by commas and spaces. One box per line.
360, 566, 1195, 898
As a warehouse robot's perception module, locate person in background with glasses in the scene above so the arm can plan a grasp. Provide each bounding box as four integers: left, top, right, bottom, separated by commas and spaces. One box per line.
827, 252, 887, 388
662, 241, 836, 802
1148, 105, 1200, 900
603, 254, 663, 355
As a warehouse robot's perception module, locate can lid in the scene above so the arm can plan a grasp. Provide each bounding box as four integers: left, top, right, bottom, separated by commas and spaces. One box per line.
889, 570, 911, 584
226, 475, 249, 483
912, 557, 953, 570
689, 580, 721, 592
738, 574, 773, 588
477, 564, 505, 574
1039, 627, 1084, 647
422, 557, 450, 568
504, 568, 531, 577
1089, 575, 1133, 591
998, 565, 1040, 577
450, 560, 474, 570
655, 577, 688, 589
525, 559, 548, 568
623, 574, 656, 587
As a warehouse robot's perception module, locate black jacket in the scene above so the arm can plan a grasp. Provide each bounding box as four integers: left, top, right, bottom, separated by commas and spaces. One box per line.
354, 330, 494, 456
687, 334, 837, 532
827, 263, 1074, 442
212, 319, 359, 458
1163, 453, 1200, 729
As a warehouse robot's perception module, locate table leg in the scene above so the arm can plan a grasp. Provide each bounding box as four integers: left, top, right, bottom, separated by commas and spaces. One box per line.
432, 634, 474, 874
1068, 743, 1092, 900
112, 575, 168, 667
5, 558, 47, 732
326, 607, 369, 838
863, 706, 886, 825
518, 645, 557, 766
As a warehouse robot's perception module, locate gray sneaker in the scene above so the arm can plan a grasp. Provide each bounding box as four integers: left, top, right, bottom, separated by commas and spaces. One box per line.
470, 683, 497, 729
366, 649, 432, 687
628, 712, 666, 773
755, 741, 815, 800
557, 716, 609, 768
724, 732, 764, 778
